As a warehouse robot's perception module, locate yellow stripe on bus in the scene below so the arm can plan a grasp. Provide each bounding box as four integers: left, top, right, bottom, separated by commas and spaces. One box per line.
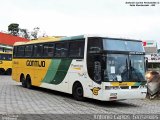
111, 82, 136, 86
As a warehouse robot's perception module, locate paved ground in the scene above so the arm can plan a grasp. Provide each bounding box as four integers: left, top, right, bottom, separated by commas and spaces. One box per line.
0, 76, 160, 119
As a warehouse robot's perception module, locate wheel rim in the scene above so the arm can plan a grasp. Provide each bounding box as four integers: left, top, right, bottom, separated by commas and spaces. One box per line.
76, 87, 83, 96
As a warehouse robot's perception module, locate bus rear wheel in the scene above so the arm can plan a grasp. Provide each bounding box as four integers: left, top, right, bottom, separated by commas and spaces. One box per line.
73, 82, 84, 101
5, 68, 12, 75
21, 76, 27, 88
26, 76, 32, 89
0, 68, 5, 75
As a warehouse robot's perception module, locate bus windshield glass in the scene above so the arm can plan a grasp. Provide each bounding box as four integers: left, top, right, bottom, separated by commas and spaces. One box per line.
102, 38, 145, 82
104, 54, 145, 82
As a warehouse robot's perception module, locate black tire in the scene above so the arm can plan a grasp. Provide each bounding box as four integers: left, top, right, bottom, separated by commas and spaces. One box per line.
0, 68, 5, 75
5, 68, 12, 75
21, 76, 27, 88
73, 83, 84, 101
26, 76, 32, 89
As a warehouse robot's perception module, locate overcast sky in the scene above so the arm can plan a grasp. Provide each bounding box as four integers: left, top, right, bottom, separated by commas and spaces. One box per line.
0, 0, 160, 43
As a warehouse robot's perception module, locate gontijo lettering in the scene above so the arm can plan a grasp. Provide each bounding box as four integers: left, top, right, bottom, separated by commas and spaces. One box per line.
26, 60, 45, 67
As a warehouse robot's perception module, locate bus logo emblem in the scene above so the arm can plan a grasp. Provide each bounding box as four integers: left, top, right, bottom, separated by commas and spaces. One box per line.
91, 87, 101, 95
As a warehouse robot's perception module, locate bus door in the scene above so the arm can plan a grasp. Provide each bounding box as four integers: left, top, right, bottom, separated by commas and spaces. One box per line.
87, 37, 104, 98
87, 53, 105, 99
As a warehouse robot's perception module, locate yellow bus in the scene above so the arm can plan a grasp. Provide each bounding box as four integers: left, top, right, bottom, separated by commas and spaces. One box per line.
12, 35, 147, 101
0, 51, 12, 75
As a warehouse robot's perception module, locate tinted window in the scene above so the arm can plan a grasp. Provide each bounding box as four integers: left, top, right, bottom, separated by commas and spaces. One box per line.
13, 47, 17, 57
0, 54, 12, 60
55, 42, 68, 57
25, 45, 33, 57
103, 39, 144, 52
88, 38, 102, 53
17, 46, 25, 57
69, 40, 84, 58
127, 41, 144, 52
43, 43, 54, 57
33, 44, 43, 57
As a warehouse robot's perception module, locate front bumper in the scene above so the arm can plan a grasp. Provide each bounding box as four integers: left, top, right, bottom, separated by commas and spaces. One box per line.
98, 88, 147, 101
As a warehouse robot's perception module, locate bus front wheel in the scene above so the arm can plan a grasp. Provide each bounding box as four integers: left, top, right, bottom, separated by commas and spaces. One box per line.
72, 82, 84, 101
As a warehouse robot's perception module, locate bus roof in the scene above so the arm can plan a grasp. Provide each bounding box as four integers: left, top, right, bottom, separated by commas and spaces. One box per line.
56, 34, 142, 42
14, 34, 142, 46
14, 37, 61, 46
82, 34, 142, 42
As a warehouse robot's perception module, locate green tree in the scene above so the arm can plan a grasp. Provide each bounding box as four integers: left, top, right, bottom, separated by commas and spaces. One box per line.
31, 27, 40, 39
8, 23, 19, 36
19, 28, 30, 39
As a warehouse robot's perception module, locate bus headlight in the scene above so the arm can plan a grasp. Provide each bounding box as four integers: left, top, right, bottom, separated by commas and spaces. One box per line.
105, 86, 120, 90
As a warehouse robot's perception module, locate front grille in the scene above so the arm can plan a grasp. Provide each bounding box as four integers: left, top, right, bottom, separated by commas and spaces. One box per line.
131, 86, 139, 89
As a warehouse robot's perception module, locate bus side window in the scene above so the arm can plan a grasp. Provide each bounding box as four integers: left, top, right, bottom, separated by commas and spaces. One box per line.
25, 45, 33, 57
2, 54, 12, 60
69, 40, 84, 58
1, 54, 6, 60
88, 37, 102, 53
43, 43, 54, 57
55, 42, 68, 57
33, 44, 43, 58
8, 54, 12, 60
17, 46, 25, 57
13, 47, 17, 58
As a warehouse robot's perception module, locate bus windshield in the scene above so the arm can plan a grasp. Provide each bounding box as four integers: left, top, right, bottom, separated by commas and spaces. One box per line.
87, 37, 146, 83
104, 54, 145, 82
